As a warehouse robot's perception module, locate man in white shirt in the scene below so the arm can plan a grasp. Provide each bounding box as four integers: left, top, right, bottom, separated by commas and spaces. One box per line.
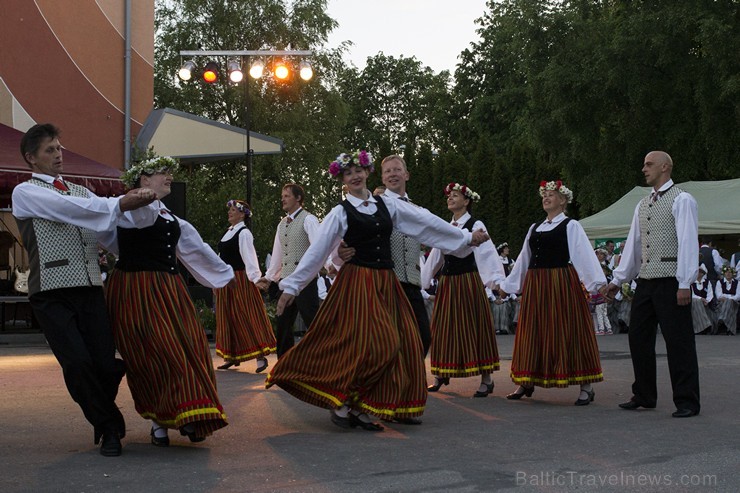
256, 184, 320, 357
12, 123, 157, 456
603, 150, 700, 418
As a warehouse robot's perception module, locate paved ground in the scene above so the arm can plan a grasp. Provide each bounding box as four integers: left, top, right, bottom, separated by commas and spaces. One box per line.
0, 332, 737, 492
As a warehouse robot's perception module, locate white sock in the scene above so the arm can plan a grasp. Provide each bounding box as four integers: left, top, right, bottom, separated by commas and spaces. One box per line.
481, 373, 492, 385
333, 405, 350, 418
579, 384, 593, 400
152, 421, 168, 438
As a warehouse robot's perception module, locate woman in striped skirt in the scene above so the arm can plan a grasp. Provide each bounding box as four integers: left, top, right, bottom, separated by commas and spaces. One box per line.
266, 151, 489, 431
215, 199, 276, 372
105, 157, 232, 446
421, 183, 506, 397
690, 264, 714, 334
500, 181, 606, 405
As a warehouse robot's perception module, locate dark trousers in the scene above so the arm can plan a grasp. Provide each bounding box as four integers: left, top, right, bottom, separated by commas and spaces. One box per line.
30, 287, 126, 435
401, 281, 431, 357
628, 278, 700, 412
275, 278, 319, 358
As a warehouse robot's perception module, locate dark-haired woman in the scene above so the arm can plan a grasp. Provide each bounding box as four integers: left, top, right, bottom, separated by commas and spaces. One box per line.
215, 199, 276, 372
266, 152, 489, 431
421, 183, 506, 398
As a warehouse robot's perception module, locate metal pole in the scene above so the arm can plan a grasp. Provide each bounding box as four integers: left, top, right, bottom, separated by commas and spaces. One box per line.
244, 55, 253, 208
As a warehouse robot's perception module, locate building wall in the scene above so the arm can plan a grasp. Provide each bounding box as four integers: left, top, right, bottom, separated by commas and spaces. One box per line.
0, 0, 154, 170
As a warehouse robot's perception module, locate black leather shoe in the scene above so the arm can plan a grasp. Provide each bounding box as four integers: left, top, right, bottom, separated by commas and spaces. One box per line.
99, 431, 122, 457
255, 359, 269, 373
150, 426, 170, 447
349, 413, 384, 431
473, 382, 494, 398
506, 386, 534, 400
217, 362, 235, 370
393, 417, 422, 425
672, 408, 699, 418
179, 426, 206, 443
574, 389, 595, 406
329, 411, 352, 429
618, 399, 656, 410
427, 377, 449, 392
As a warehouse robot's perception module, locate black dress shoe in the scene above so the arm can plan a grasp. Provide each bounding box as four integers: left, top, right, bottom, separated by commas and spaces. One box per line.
179, 426, 206, 443
672, 408, 699, 418
150, 426, 170, 447
99, 431, 122, 457
217, 362, 235, 370
473, 382, 494, 398
574, 389, 595, 406
255, 359, 269, 373
427, 377, 449, 392
506, 386, 534, 400
618, 399, 656, 410
330, 410, 352, 429
393, 417, 422, 425
349, 413, 384, 431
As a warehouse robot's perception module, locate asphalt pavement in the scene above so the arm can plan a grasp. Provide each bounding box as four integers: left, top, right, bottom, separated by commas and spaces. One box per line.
0, 332, 737, 492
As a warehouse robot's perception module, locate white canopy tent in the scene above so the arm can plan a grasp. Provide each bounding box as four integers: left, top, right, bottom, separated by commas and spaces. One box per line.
580, 179, 740, 240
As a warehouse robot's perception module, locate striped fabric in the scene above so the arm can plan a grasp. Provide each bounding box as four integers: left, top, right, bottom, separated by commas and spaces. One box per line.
215, 270, 276, 361
106, 270, 228, 438
716, 299, 738, 334
690, 299, 713, 334
429, 271, 501, 378
511, 266, 603, 388
266, 263, 427, 420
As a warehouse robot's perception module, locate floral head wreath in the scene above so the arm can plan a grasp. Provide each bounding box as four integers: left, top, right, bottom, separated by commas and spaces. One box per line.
121, 156, 178, 188
328, 150, 374, 178
539, 180, 573, 204
497, 242, 509, 253
444, 182, 480, 202
226, 199, 252, 218
721, 264, 737, 276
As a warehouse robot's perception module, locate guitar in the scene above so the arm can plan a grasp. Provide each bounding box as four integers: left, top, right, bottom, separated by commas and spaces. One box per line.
14, 267, 29, 294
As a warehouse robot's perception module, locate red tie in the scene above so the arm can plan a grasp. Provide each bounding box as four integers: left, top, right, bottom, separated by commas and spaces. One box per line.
286, 217, 293, 224
53, 178, 69, 192
452, 222, 458, 227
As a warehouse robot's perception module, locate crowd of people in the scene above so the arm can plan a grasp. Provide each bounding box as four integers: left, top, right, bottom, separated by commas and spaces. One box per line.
14, 123, 721, 457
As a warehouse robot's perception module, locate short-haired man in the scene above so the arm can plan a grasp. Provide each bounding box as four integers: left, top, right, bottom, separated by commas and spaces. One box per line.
604, 150, 700, 418
12, 123, 157, 455
257, 184, 320, 357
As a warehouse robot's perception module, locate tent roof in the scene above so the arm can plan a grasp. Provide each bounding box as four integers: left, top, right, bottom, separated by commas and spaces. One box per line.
135, 108, 283, 163
580, 179, 740, 239
0, 122, 125, 207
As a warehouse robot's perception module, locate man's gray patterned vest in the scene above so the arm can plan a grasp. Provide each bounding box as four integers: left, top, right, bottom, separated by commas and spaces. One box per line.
281, 209, 311, 279
16, 179, 102, 296
390, 228, 421, 286
638, 186, 682, 279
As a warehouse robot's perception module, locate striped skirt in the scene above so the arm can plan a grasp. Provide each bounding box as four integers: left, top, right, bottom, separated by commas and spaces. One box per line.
266, 263, 427, 420
429, 271, 500, 378
511, 266, 603, 388
215, 270, 276, 362
690, 299, 713, 334
716, 299, 738, 334
106, 270, 228, 438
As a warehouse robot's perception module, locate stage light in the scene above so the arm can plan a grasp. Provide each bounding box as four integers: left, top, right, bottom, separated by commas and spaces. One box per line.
299, 60, 313, 81
228, 60, 243, 83
202, 62, 219, 83
178, 60, 196, 81
249, 59, 265, 79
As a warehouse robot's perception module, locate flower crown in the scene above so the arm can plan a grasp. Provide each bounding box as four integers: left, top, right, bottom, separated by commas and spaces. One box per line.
497, 242, 509, 252
121, 156, 178, 188
539, 180, 573, 203
227, 199, 252, 218
444, 182, 480, 202
721, 264, 737, 276
328, 150, 374, 177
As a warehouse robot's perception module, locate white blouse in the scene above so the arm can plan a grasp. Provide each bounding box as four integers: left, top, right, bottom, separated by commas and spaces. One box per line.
421, 211, 506, 289
279, 191, 474, 296
219, 223, 262, 283
500, 213, 607, 294
715, 280, 740, 302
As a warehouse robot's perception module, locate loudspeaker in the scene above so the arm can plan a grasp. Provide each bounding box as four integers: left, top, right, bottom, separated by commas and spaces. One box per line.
162, 182, 186, 219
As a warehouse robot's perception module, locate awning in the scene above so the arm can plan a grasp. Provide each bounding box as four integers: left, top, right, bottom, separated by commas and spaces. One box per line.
0, 122, 125, 207
135, 108, 283, 163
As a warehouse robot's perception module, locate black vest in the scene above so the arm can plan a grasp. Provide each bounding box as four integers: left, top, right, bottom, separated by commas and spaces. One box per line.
218, 227, 246, 271
700, 246, 719, 282
441, 216, 478, 276
528, 218, 571, 269
691, 279, 709, 298
115, 215, 180, 274
721, 279, 738, 296
341, 196, 393, 269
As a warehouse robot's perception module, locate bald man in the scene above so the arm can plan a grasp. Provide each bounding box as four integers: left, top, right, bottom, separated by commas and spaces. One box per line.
603, 151, 700, 418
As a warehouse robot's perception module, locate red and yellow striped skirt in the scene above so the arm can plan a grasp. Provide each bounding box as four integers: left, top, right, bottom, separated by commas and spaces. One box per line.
215, 270, 276, 362
429, 271, 500, 378
106, 270, 228, 438
511, 266, 603, 388
266, 263, 427, 420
